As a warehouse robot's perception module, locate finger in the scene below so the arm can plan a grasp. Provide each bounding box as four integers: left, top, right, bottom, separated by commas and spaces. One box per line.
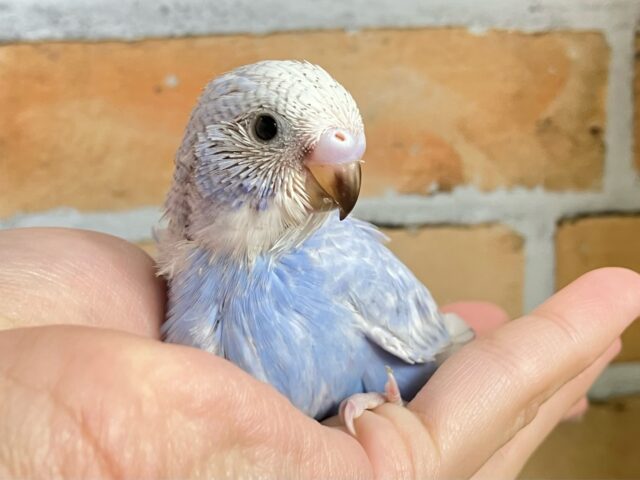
408, 267, 640, 479
471, 338, 619, 480
0, 228, 164, 337
320, 301, 509, 432
563, 396, 589, 421
441, 301, 510, 335
0, 325, 372, 479
369, 340, 618, 480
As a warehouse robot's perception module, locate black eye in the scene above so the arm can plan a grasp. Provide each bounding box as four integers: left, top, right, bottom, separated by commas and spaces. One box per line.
254, 114, 278, 141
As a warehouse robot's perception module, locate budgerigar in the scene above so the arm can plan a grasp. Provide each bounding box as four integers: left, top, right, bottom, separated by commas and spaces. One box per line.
157, 60, 473, 433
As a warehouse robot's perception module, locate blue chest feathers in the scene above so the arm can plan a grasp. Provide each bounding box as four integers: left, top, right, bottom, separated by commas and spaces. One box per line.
163, 216, 448, 419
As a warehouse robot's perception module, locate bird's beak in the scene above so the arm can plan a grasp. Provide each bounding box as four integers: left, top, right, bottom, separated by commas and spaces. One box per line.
304, 128, 365, 220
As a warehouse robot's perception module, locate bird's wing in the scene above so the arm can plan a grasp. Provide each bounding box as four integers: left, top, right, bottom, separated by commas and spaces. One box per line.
310, 216, 474, 364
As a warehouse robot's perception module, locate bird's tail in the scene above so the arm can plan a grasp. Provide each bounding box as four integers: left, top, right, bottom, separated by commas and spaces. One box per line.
435, 312, 475, 366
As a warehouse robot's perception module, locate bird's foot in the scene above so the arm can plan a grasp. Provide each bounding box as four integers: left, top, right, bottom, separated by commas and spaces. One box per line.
339, 366, 403, 436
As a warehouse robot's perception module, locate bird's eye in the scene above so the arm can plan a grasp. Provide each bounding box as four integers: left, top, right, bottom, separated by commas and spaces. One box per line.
254, 114, 278, 141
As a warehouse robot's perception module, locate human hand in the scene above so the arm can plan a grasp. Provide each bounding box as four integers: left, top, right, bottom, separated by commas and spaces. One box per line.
1, 228, 638, 478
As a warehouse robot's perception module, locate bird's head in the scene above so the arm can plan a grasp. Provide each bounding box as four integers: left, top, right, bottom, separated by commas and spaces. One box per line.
165, 60, 366, 259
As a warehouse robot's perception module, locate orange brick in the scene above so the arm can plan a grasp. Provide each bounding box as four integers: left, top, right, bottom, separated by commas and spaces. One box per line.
384, 224, 524, 318
0, 29, 608, 216
522, 395, 640, 479
556, 215, 640, 362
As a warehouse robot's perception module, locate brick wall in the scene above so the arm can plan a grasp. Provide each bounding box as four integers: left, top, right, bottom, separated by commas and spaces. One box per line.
1, 1, 640, 478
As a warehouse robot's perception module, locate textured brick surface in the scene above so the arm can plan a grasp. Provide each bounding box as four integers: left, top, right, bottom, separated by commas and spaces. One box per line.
1, 29, 607, 216
521, 395, 640, 479
384, 224, 524, 317
556, 215, 640, 362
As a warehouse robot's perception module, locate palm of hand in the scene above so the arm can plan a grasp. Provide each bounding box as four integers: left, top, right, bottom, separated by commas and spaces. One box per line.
1, 228, 638, 479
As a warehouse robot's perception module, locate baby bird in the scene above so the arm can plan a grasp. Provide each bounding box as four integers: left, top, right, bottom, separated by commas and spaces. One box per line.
157, 60, 473, 434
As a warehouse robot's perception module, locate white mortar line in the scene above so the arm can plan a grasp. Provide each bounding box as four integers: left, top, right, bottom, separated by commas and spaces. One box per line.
356, 188, 640, 226
602, 26, 638, 197
1, 0, 640, 42
0, 207, 162, 240
589, 362, 640, 401
4, 188, 640, 240
509, 218, 557, 312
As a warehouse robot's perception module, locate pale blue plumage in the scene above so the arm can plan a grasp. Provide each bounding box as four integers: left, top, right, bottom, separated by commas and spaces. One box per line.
158, 60, 471, 421
163, 212, 448, 419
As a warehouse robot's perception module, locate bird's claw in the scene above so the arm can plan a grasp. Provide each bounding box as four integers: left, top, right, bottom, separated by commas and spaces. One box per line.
339, 367, 404, 436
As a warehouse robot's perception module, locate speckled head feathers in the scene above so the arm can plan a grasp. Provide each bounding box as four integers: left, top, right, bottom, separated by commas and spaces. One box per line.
160, 60, 365, 263
201, 60, 363, 141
